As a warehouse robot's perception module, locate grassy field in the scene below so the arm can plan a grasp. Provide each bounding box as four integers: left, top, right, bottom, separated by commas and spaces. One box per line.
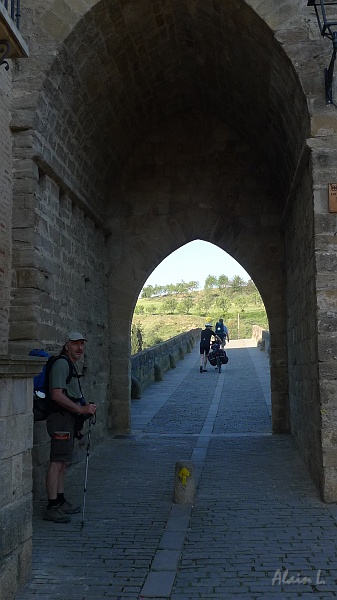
132, 289, 268, 350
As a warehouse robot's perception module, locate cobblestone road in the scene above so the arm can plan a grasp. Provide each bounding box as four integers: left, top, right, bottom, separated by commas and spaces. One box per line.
16, 340, 337, 600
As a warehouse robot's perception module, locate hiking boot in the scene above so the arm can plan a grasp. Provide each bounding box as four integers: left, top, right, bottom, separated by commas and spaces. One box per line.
59, 500, 81, 514
203, 369, 207, 372
43, 505, 71, 523
199, 366, 203, 373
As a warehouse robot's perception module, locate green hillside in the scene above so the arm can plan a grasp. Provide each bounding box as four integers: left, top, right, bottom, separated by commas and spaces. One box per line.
132, 277, 268, 352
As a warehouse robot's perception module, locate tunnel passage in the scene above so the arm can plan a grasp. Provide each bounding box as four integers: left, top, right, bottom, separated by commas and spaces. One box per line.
107, 109, 288, 434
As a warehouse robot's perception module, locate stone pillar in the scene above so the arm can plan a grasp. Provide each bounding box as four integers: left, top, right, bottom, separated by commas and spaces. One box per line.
0, 356, 43, 600
0, 66, 13, 356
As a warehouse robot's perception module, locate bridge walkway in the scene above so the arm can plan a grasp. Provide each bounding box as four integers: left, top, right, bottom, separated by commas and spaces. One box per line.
16, 340, 337, 600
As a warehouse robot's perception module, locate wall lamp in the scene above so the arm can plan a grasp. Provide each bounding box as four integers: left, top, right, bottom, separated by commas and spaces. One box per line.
308, 0, 337, 105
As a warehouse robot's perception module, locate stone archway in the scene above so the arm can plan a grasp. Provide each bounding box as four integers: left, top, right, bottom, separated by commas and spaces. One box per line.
107, 109, 290, 435
11, 0, 337, 502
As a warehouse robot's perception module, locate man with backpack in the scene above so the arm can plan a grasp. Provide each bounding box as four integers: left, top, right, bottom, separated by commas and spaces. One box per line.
44, 331, 96, 523
215, 318, 230, 349
200, 324, 222, 373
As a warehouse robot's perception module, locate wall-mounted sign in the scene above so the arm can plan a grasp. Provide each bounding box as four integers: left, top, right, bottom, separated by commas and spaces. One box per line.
329, 184, 337, 213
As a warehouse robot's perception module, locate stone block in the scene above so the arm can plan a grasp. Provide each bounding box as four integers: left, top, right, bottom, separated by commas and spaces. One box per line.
322, 466, 337, 503
9, 287, 44, 308
16, 268, 52, 293
0, 552, 19, 600
154, 362, 163, 382
12, 378, 32, 415
0, 458, 12, 507
0, 379, 14, 416
0, 414, 33, 460
169, 353, 176, 368
0, 495, 32, 559
9, 321, 39, 340
12, 208, 36, 228
131, 375, 141, 399
322, 449, 337, 468
11, 247, 39, 270
0, 538, 32, 600
17, 538, 32, 589
21, 450, 33, 497
320, 380, 337, 404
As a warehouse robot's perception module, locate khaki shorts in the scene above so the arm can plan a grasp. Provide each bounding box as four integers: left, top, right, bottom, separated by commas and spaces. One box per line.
46, 411, 76, 463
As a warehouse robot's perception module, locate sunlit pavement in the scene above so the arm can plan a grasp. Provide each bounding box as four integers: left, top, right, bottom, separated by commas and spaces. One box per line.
16, 340, 337, 600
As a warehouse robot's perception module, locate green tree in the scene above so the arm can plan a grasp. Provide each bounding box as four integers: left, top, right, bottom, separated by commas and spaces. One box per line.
216, 296, 229, 314
179, 296, 194, 314
176, 281, 187, 295
167, 283, 176, 296
131, 322, 143, 354
235, 295, 248, 312
218, 274, 229, 289
141, 285, 154, 299
187, 280, 199, 293
134, 304, 145, 315
246, 279, 256, 293
144, 333, 164, 348
145, 304, 157, 315
231, 275, 245, 293
204, 274, 217, 289
163, 298, 178, 314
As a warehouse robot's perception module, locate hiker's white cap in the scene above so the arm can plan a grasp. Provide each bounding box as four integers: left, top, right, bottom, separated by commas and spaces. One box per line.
67, 331, 87, 341
205, 323, 213, 328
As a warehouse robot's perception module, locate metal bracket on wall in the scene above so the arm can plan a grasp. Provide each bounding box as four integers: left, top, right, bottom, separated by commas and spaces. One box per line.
0, 39, 10, 70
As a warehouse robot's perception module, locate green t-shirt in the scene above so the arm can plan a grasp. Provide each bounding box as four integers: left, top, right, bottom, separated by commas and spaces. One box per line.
49, 356, 82, 400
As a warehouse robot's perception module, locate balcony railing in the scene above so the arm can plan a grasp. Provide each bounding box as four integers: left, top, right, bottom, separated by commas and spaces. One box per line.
1, 0, 20, 29
0, 0, 28, 69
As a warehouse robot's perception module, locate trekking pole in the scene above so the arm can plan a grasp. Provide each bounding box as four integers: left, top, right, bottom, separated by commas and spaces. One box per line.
81, 405, 96, 528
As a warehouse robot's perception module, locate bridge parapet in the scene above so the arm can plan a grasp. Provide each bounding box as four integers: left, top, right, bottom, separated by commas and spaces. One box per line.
131, 329, 200, 397
252, 326, 270, 356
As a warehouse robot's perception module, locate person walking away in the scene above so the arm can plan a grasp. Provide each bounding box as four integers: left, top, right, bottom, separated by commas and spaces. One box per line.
215, 318, 230, 349
200, 324, 222, 373
44, 331, 97, 523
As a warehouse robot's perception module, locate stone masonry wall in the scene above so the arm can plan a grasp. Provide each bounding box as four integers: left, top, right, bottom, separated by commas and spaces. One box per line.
0, 357, 43, 600
252, 326, 270, 355
0, 66, 12, 355
131, 329, 200, 395
9, 164, 110, 441
284, 156, 322, 494
311, 139, 337, 502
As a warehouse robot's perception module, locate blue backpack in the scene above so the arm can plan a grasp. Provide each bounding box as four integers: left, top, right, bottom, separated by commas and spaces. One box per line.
29, 350, 76, 421
215, 321, 224, 334
29, 349, 50, 392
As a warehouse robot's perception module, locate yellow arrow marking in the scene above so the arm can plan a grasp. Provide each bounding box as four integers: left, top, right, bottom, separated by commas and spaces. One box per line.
178, 467, 190, 486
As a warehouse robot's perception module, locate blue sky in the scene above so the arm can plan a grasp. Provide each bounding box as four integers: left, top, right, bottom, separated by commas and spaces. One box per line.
144, 240, 250, 289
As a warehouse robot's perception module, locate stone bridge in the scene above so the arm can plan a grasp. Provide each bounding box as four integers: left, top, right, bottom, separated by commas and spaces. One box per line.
1, 0, 337, 596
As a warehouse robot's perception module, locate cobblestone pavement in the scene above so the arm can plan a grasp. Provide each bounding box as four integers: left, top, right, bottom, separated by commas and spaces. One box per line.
16, 340, 337, 600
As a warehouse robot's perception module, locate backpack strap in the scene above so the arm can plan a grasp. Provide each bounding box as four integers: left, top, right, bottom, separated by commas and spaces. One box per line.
58, 354, 83, 395
45, 354, 83, 399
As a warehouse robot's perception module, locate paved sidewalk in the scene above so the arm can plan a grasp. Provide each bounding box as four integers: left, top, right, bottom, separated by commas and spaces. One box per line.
16, 340, 337, 600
